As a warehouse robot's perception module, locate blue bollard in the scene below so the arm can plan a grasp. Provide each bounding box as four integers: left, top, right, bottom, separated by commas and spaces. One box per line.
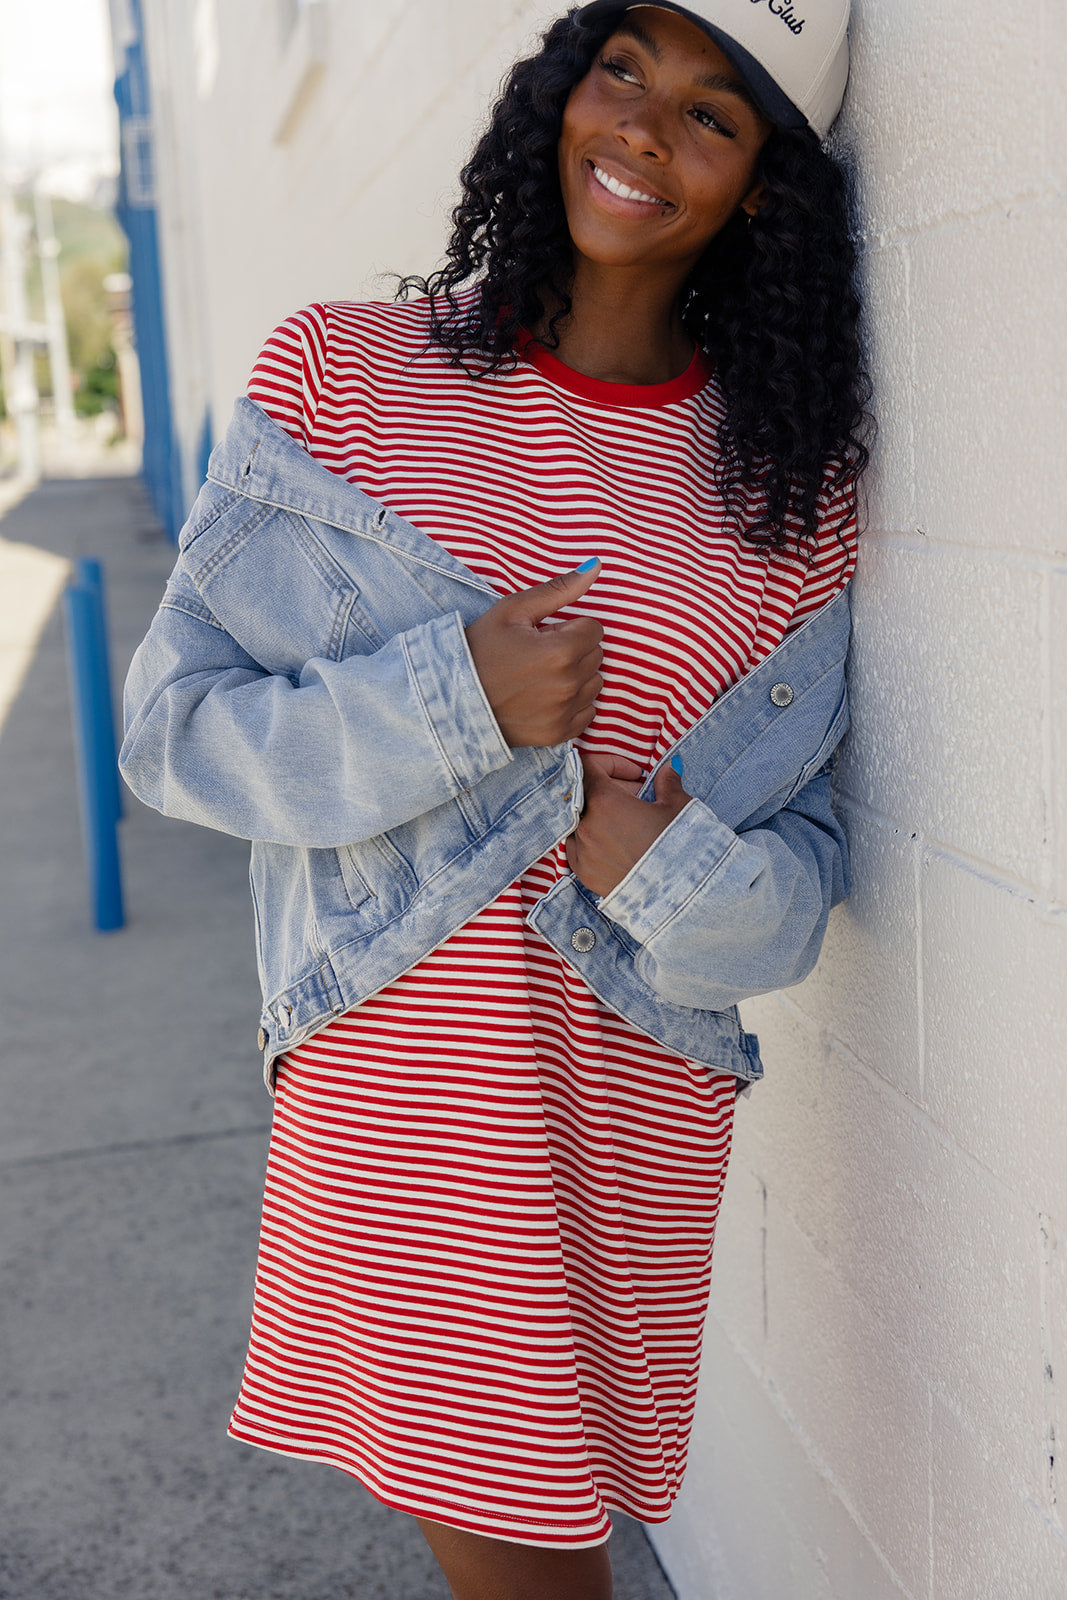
74, 557, 124, 821
64, 582, 125, 931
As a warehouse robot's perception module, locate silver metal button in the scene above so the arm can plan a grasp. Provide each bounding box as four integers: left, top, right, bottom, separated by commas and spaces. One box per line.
257, 1026, 268, 1051
571, 927, 596, 954
770, 682, 794, 707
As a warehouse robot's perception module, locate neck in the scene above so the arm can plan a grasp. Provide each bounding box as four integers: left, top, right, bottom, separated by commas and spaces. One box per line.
530, 261, 695, 386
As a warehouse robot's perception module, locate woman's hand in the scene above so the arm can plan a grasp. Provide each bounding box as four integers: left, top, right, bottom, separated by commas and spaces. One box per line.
465, 564, 604, 747
566, 752, 691, 898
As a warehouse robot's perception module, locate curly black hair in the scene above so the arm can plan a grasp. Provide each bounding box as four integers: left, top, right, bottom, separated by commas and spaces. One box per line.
395, 5, 872, 555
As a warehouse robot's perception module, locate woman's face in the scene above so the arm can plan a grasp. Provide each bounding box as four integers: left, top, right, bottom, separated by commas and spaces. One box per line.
558, 5, 772, 280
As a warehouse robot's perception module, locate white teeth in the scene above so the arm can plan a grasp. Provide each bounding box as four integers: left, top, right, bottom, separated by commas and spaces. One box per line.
591, 163, 667, 206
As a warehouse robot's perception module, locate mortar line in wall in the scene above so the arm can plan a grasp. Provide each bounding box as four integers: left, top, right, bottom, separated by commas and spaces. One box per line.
312, 3, 486, 224
1040, 569, 1055, 898
902, 240, 918, 533
736, 1062, 1063, 1548
760, 1177, 769, 1345
709, 1311, 923, 1600
832, 792, 1062, 916
856, 188, 1062, 254
926, 1387, 935, 1600
855, 530, 1062, 569
915, 824, 927, 1102
818, 1026, 1049, 1213
764, 986, 824, 1039
755, 1011, 1065, 1530
736, 1002, 1064, 1545
1038, 1213, 1058, 1516
928, 1384, 1067, 1544
1040, 2, 1061, 203
351, 0, 418, 86
764, 981, 1064, 1285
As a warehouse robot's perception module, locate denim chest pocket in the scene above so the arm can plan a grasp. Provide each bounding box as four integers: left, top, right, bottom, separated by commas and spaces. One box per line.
187, 502, 382, 675
774, 680, 848, 803
728, 679, 849, 829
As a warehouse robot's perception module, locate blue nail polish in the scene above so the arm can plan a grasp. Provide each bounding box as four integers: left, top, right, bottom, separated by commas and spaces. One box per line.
671, 755, 684, 776
576, 557, 599, 572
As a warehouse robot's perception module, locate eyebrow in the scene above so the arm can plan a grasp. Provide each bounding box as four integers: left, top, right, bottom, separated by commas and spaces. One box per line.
613, 16, 763, 117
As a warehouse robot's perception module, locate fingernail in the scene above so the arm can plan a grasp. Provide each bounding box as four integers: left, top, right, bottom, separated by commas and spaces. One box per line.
671, 755, 684, 776
576, 557, 600, 572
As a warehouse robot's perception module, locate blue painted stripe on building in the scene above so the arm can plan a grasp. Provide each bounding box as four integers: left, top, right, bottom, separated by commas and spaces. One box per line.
111, 0, 181, 541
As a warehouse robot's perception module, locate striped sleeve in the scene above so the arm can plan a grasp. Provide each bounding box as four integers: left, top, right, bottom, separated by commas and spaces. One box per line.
246, 303, 330, 448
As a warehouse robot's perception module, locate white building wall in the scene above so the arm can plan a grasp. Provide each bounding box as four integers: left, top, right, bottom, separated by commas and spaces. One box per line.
653, 2, 1067, 1596
133, 2, 1067, 1595
144, 0, 564, 454
138, 0, 217, 514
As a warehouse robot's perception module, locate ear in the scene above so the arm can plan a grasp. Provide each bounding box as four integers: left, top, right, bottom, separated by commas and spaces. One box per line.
740, 181, 767, 220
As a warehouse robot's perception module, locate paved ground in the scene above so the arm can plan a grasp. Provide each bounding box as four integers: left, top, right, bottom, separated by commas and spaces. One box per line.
0, 474, 677, 1600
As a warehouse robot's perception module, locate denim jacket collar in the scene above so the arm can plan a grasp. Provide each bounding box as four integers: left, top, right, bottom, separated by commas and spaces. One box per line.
210, 395, 499, 599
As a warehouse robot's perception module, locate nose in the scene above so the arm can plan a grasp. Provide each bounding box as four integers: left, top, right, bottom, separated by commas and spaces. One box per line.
613, 95, 672, 163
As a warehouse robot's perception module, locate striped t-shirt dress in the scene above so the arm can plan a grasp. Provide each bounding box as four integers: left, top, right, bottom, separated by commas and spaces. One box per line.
226, 292, 856, 1548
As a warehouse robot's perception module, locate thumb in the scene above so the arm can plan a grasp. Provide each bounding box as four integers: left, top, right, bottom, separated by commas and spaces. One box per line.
582, 751, 645, 783
654, 754, 690, 803
505, 557, 601, 625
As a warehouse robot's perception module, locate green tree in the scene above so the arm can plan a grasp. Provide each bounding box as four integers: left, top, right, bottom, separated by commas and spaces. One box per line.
17, 193, 127, 418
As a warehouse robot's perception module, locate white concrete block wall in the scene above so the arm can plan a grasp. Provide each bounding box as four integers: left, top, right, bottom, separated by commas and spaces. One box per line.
146, 0, 563, 456
134, 1, 1067, 1594
654, 2, 1067, 1595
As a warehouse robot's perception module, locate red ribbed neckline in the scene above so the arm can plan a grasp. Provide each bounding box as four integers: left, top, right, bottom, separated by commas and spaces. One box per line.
514, 326, 713, 408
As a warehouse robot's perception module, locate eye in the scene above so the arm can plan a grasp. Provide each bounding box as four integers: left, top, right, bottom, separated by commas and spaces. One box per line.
597, 53, 641, 86
691, 106, 737, 138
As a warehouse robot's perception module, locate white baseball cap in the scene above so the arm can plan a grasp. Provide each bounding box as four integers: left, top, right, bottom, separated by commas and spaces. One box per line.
576, 1, 851, 139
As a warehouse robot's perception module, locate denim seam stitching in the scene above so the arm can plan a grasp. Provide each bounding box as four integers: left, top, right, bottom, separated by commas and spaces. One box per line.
640, 834, 744, 944
191, 500, 274, 585
399, 625, 464, 794
179, 485, 240, 550
205, 469, 496, 594
681, 649, 848, 798
160, 594, 226, 631
325, 772, 569, 964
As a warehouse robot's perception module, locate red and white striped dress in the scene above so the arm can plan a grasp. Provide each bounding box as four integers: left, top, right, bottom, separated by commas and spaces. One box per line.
228, 293, 855, 1547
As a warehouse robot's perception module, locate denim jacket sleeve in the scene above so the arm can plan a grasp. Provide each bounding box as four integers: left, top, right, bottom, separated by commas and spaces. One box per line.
593, 758, 848, 1012
119, 559, 514, 848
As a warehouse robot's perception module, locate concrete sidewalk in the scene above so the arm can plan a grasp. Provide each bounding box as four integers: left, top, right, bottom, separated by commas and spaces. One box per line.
0, 476, 677, 1600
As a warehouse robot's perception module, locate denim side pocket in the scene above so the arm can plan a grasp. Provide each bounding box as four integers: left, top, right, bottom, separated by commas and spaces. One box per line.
336, 845, 376, 911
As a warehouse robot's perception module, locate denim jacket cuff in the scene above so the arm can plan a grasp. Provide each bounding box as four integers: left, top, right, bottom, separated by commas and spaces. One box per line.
595, 798, 737, 942
404, 609, 513, 787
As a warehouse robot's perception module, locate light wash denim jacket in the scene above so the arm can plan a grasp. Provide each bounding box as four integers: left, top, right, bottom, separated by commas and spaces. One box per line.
120, 396, 852, 1089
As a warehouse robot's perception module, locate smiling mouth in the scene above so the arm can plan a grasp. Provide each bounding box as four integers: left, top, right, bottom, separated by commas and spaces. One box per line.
588, 161, 673, 208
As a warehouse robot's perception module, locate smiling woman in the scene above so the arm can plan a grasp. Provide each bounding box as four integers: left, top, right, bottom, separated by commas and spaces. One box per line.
564, 20, 770, 224
119, 5, 870, 1599
400, 1, 867, 552
548, 9, 772, 380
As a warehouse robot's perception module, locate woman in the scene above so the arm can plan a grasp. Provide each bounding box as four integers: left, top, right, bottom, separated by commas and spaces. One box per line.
121, 3, 868, 1596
